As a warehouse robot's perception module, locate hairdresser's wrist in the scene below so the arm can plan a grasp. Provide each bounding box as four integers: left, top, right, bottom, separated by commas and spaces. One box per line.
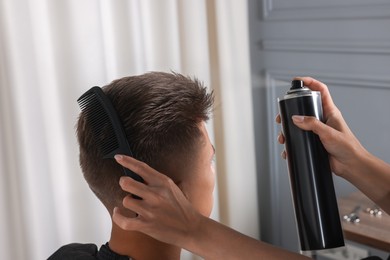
339, 144, 371, 180
182, 212, 209, 258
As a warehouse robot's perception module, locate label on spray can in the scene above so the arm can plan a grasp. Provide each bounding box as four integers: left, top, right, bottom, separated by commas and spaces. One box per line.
278, 80, 344, 251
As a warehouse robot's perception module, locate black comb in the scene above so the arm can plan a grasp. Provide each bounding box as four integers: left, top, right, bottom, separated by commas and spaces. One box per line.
77, 86, 144, 185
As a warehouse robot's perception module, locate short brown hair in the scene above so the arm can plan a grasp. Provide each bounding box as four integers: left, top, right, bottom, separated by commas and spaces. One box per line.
76, 72, 214, 211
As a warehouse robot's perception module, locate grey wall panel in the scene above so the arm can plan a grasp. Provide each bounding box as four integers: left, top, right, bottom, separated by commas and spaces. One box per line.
248, 0, 390, 253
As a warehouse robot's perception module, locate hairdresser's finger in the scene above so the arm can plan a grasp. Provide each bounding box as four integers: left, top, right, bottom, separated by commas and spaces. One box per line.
292, 115, 324, 131
119, 176, 145, 194
292, 115, 340, 144
281, 150, 287, 160
119, 177, 149, 203
293, 77, 337, 119
278, 131, 285, 144
119, 170, 179, 207
294, 77, 332, 102
115, 155, 165, 185
113, 207, 143, 231
275, 114, 281, 124
121, 194, 153, 218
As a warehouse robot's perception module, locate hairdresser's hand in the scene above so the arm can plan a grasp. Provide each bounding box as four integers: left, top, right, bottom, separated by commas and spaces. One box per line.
112, 155, 312, 260
112, 155, 202, 248
276, 77, 367, 178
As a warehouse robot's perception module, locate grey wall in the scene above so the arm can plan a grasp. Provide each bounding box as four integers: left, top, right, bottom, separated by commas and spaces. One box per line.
248, 0, 390, 254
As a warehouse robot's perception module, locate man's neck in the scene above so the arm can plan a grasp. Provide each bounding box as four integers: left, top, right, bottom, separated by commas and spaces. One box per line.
109, 221, 181, 260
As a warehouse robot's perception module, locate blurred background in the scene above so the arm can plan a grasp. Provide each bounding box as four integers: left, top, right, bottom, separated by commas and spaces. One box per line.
0, 1, 257, 259
0, 0, 389, 259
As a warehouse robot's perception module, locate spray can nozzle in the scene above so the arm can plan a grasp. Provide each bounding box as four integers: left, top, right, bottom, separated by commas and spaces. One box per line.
287, 80, 311, 95
291, 79, 304, 90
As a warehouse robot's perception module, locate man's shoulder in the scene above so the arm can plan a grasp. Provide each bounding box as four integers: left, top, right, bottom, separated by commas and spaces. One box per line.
48, 243, 99, 260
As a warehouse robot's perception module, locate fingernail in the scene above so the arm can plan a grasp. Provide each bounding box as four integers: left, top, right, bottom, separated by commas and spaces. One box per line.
292, 115, 304, 123
277, 132, 283, 142
115, 154, 124, 161
113, 207, 120, 215
119, 176, 126, 185
281, 151, 286, 159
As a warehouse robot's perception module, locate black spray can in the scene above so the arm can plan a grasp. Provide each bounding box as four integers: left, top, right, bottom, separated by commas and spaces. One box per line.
278, 80, 344, 251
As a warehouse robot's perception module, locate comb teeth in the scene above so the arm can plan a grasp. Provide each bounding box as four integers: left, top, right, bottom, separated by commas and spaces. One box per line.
77, 88, 120, 157
77, 86, 144, 187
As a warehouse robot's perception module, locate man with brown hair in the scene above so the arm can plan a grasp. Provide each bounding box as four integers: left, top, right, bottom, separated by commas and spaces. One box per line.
49, 72, 216, 260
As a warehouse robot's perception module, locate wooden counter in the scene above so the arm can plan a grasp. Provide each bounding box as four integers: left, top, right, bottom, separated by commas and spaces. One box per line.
338, 192, 390, 252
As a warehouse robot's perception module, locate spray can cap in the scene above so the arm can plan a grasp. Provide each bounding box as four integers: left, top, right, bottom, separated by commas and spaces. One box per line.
291, 80, 304, 90
286, 80, 311, 95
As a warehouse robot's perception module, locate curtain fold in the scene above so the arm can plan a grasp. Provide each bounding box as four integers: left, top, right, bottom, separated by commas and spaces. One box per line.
0, 1, 257, 259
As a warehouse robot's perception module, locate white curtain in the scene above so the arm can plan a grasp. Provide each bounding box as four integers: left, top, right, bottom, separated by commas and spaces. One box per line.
0, 0, 258, 259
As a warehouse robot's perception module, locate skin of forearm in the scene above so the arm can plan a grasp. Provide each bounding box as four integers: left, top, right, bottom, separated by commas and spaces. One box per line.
343, 150, 390, 214
186, 216, 309, 260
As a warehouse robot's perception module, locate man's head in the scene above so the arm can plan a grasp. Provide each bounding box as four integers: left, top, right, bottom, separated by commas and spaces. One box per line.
76, 72, 215, 217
